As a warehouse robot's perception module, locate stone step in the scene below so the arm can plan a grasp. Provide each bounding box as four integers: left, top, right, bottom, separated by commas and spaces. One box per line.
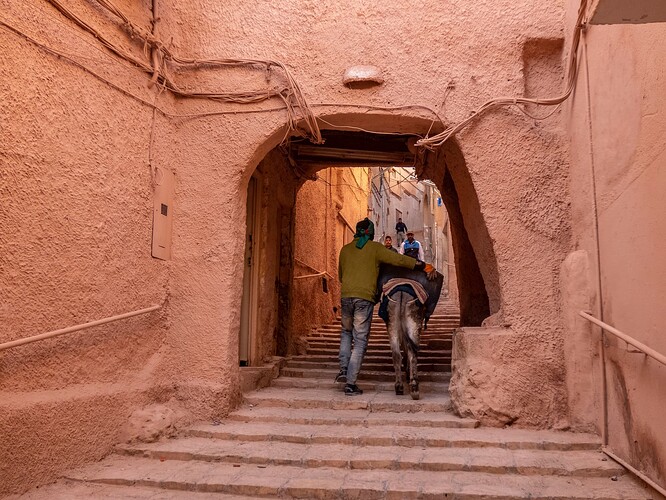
319, 319, 459, 326
280, 367, 450, 381
242, 386, 453, 412
185, 420, 602, 451
225, 406, 479, 428
64, 456, 650, 499
271, 377, 450, 392
320, 318, 459, 325
304, 340, 453, 349
308, 342, 451, 359
306, 332, 454, 338
306, 333, 453, 341
285, 360, 451, 371
305, 347, 453, 356
115, 437, 624, 477
289, 354, 452, 365
14, 479, 264, 499
305, 339, 454, 350
315, 324, 458, 332
305, 334, 452, 341
310, 333, 455, 341
311, 323, 458, 335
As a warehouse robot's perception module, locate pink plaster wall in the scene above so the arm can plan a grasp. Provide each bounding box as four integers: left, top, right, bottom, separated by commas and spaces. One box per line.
0, 0, 168, 493
291, 167, 371, 343
292, 170, 339, 343
1, 0, 588, 492
564, 1, 666, 485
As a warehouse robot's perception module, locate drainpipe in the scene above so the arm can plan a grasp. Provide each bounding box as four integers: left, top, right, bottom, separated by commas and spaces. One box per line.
379, 168, 385, 238
582, 29, 609, 447
149, 0, 160, 88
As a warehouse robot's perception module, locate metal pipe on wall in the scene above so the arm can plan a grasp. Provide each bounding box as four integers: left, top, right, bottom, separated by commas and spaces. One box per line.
0, 305, 161, 352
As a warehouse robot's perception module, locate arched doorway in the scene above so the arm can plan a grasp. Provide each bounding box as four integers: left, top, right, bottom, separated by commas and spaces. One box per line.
238, 112, 501, 365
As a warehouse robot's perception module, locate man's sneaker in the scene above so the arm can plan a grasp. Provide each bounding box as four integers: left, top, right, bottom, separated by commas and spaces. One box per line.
334, 370, 347, 383
344, 384, 363, 396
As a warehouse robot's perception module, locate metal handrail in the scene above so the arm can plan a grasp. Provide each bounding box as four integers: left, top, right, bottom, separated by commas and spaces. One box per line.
580, 310, 666, 497
294, 271, 328, 280
602, 446, 666, 497
0, 305, 161, 352
294, 258, 334, 280
579, 311, 666, 366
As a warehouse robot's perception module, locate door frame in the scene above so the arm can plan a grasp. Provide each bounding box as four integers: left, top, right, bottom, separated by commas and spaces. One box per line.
239, 172, 263, 366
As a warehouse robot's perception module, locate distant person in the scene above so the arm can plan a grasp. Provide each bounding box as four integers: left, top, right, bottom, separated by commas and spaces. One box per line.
395, 218, 407, 245
337, 218, 434, 396
399, 231, 425, 261
384, 235, 398, 253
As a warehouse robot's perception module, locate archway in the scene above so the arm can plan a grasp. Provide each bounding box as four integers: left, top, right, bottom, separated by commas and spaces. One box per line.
239, 112, 500, 364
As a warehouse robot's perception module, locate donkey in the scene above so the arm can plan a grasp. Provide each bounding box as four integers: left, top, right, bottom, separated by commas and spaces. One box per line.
377, 265, 443, 399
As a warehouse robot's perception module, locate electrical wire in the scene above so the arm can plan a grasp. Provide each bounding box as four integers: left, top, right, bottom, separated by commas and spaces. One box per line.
415, 0, 589, 149
2, 7, 442, 133
12, 0, 150, 73
0, 17, 291, 121
43, 0, 323, 144
315, 117, 425, 138
5, 0, 588, 150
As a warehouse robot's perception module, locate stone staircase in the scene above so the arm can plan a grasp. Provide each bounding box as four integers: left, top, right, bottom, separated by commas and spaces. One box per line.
18, 301, 656, 499
278, 301, 460, 393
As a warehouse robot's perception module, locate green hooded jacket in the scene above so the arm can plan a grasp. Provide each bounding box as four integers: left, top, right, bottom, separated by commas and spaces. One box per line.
338, 238, 418, 302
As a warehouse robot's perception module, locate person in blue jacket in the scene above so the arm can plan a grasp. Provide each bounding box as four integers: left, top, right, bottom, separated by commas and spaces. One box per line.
399, 231, 424, 261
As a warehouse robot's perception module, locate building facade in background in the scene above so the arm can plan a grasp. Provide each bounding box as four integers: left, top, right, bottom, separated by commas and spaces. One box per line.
369, 167, 456, 298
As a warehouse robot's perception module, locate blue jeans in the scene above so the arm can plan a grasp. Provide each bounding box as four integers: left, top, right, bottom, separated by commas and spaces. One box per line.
339, 298, 374, 385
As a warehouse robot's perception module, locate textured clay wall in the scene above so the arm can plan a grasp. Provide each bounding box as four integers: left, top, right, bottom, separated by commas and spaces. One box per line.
291, 167, 371, 345
165, 0, 572, 428
0, 0, 168, 493
292, 170, 338, 344
3, 0, 580, 492
564, 1, 666, 485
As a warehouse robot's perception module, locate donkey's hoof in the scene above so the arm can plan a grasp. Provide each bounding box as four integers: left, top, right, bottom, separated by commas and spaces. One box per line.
410, 390, 420, 400
395, 385, 404, 396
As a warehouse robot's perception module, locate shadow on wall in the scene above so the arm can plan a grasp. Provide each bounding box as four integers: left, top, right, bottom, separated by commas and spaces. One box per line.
421, 140, 500, 326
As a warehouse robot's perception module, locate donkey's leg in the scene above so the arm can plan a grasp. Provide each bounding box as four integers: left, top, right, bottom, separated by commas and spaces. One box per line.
387, 292, 405, 395
404, 300, 424, 400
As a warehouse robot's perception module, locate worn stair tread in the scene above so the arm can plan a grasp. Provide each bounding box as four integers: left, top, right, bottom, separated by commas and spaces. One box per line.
285, 358, 452, 372
291, 352, 452, 359
304, 347, 453, 355
116, 437, 624, 477
289, 355, 452, 364
185, 420, 601, 451
271, 377, 450, 392
273, 376, 450, 387
12, 479, 263, 499
305, 336, 453, 342
226, 406, 478, 428
65, 456, 651, 499
304, 342, 453, 350
306, 336, 454, 343
242, 386, 452, 411
309, 329, 455, 332
280, 367, 450, 379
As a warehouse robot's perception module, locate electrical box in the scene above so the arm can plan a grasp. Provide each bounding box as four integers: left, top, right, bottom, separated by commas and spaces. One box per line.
151, 167, 175, 260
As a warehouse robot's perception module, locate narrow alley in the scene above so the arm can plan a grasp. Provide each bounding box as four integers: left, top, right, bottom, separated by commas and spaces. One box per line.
15, 299, 654, 499
1, 0, 665, 498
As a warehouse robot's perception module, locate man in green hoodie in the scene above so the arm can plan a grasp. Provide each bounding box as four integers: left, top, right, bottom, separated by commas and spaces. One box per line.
336, 218, 434, 395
